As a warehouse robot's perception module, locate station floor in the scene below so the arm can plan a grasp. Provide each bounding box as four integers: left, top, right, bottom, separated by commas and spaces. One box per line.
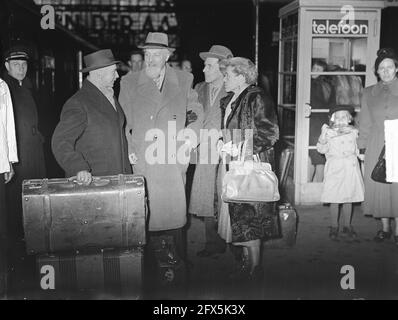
186, 204, 398, 300
4, 204, 398, 300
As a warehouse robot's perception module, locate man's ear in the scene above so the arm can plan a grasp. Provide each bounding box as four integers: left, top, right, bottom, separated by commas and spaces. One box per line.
4, 62, 10, 72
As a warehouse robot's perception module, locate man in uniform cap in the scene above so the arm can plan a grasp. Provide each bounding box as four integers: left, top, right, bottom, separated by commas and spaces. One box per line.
52, 49, 132, 184
189, 45, 233, 257
3, 45, 46, 244
119, 32, 203, 260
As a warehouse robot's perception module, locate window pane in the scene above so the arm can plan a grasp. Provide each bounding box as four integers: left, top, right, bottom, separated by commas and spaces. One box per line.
282, 39, 297, 72
278, 107, 295, 138
312, 38, 367, 72
282, 74, 296, 105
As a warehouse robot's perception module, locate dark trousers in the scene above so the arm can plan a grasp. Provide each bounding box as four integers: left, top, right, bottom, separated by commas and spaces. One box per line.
204, 216, 226, 252
0, 174, 7, 298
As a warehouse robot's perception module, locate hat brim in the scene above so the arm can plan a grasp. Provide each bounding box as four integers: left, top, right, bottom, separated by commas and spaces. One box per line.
199, 52, 230, 61
6, 56, 29, 62
81, 60, 120, 73
139, 44, 175, 52
329, 105, 355, 116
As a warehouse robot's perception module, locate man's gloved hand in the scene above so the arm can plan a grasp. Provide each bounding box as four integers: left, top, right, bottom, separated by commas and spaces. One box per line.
76, 170, 92, 185
185, 110, 198, 126
129, 153, 138, 165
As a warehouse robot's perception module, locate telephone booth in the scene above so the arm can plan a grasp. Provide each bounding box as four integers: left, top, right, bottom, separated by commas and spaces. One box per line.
277, 0, 385, 204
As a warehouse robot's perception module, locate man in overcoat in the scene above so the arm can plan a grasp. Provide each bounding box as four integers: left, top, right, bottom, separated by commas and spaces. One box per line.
119, 32, 203, 258
52, 49, 132, 183
3, 47, 46, 243
189, 45, 233, 257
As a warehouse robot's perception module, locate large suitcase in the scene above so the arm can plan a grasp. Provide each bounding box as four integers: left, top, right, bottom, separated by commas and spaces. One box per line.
22, 174, 146, 255
36, 247, 143, 298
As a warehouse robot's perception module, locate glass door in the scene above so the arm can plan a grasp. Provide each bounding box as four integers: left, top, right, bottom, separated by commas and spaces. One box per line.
308, 37, 366, 183
278, 12, 298, 202
278, 1, 384, 205
297, 8, 381, 204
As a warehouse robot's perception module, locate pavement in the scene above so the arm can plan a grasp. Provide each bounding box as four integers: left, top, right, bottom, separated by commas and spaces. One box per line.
4, 204, 398, 300
185, 204, 398, 300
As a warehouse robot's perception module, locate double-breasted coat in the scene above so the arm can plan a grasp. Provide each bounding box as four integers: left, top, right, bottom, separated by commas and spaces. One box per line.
119, 66, 203, 231
3, 73, 46, 239
358, 77, 398, 218
52, 80, 131, 177
189, 81, 227, 217
3, 73, 45, 180
317, 127, 364, 204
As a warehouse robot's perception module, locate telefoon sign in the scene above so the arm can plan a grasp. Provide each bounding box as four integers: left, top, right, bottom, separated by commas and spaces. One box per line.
312, 20, 368, 35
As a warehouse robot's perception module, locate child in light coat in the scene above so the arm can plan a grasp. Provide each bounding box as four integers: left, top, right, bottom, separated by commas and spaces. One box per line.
317, 105, 364, 240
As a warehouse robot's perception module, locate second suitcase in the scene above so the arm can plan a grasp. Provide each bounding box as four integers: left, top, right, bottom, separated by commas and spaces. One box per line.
22, 174, 146, 255
36, 247, 143, 299
264, 202, 298, 248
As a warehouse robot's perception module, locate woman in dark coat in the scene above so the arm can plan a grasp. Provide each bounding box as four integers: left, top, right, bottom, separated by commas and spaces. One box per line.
358, 48, 398, 244
217, 57, 279, 279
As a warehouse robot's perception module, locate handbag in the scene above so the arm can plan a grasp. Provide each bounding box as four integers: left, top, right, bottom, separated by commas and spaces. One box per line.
371, 146, 391, 184
221, 141, 280, 203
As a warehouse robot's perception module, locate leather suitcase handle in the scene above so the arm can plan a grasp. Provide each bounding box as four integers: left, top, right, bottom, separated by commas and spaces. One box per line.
68, 176, 111, 187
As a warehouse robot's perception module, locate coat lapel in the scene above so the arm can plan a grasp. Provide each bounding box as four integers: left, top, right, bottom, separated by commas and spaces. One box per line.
114, 99, 125, 126
203, 84, 210, 115
136, 70, 161, 106
225, 86, 251, 128
159, 66, 179, 112
83, 80, 117, 116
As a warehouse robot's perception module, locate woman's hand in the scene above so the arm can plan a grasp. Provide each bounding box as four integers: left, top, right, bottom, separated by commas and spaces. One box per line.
220, 141, 240, 157
216, 140, 224, 156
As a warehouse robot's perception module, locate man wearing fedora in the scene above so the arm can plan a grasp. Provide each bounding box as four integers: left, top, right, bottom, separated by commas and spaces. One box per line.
189, 45, 233, 258
3, 46, 46, 244
52, 49, 131, 184
119, 32, 203, 259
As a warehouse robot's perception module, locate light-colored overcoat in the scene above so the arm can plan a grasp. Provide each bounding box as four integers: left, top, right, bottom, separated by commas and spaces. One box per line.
119, 66, 203, 231
189, 81, 227, 217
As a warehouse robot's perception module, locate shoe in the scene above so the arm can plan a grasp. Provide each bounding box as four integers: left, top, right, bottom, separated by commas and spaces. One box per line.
374, 230, 391, 242
329, 227, 339, 240
342, 226, 357, 239
248, 265, 264, 282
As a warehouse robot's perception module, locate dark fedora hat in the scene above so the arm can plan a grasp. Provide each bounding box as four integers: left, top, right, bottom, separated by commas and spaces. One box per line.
328, 104, 355, 117
139, 32, 175, 52
81, 49, 120, 73
199, 45, 233, 61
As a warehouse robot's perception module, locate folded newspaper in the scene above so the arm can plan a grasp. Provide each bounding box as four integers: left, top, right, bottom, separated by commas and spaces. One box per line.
385, 119, 398, 183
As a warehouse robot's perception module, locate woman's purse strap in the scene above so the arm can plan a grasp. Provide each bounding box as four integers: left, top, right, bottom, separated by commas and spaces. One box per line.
379, 145, 386, 160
